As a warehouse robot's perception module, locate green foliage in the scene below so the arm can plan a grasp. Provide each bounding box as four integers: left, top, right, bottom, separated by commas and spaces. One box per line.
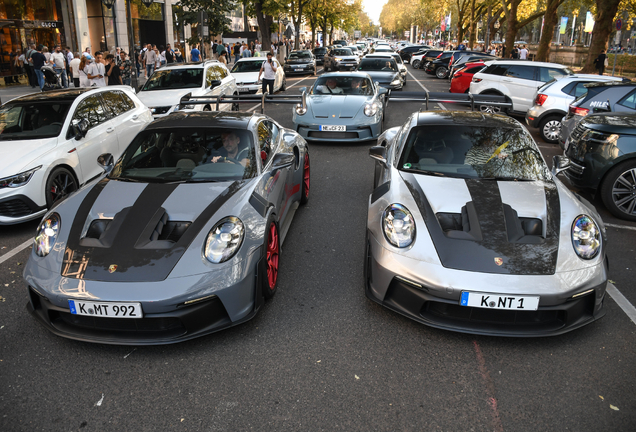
178, 0, 237, 45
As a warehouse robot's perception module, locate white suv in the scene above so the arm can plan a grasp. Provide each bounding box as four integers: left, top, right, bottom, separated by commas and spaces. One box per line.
469, 60, 573, 115
137, 60, 238, 118
0, 87, 152, 224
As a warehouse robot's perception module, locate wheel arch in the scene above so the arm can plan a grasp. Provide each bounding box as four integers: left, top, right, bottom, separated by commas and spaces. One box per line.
598, 155, 636, 191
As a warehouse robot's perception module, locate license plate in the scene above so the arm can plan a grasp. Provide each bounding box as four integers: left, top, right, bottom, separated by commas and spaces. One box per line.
238, 87, 249, 92
460, 291, 539, 311
68, 299, 143, 318
294, 68, 303, 72
320, 125, 345, 132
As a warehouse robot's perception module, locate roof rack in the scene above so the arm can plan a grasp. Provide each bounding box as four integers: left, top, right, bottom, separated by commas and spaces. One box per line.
387, 91, 513, 111
179, 91, 304, 115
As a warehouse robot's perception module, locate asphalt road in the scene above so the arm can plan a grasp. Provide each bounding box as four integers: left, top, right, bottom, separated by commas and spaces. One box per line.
1, 63, 635, 431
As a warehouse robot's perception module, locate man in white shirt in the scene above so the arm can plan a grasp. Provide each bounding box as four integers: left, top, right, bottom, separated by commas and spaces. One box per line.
316, 77, 344, 94
87, 51, 106, 87
49, 45, 68, 88
69, 52, 81, 87
519, 45, 529, 60
258, 52, 278, 95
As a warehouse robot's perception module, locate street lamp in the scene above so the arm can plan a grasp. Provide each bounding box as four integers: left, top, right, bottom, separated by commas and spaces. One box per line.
101, 0, 115, 9
141, 0, 155, 7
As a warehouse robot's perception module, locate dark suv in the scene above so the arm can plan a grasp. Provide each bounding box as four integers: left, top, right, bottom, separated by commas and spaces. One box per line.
313, 47, 327, 65
562, 113, 636, 221
425, 51, 457, 78
398, 45, 431, 63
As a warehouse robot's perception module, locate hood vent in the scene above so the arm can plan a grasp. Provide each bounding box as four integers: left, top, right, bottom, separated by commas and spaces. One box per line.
502, 204, 544, 244
436, 202, 482, 241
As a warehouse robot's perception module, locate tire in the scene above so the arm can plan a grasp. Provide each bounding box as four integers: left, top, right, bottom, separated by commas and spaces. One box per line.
231, 93, 240, 111
300, 152, 310, 205
203, 105, 211, 112
436, 66, 448, 79
539, 115, 562, 144
600, 160, 636, 221
45, 167, 78, 208
262, 216, 280, 299
412, 60, 421, 69
281, 77, 286, 91
477, 92, 506, 115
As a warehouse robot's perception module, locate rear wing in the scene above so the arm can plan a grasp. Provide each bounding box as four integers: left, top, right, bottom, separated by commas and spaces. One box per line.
178, 92, 304, 115
386, 91, 513, 111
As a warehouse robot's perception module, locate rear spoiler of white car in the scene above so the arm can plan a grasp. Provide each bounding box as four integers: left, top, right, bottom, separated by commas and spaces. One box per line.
178, 91, 305, 115
387, 91, 513, 111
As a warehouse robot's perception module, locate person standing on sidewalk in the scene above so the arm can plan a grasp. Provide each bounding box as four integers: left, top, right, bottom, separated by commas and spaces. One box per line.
594, 50, 607, 75
165, 44, 175, 64
105, 54, 122, 86
191, 45, 201, 62
119, 51, 132, 86
25, 44, 37, 88
78, 55, 91, 87
144, 44, 157, 77
258, 52, 278, 95
70, 52, 81, 87
87, 52, 106, 87
31, 45, 47, 90
49, 45, 69, 88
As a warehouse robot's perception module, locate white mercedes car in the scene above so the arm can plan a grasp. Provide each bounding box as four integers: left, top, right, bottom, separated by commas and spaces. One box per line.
0, 87, 152, 224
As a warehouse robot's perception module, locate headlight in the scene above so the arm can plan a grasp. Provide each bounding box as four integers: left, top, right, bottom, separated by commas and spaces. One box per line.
203, 216, 245, 263
0, 166, 42, 189
383, 204, 415, 248
571, 215, 601, 259
390, 78, 401, 85
34, 213, 61, 257
364, 102, 379, 117
334, 57, 343, 61
295, 104, 307, 115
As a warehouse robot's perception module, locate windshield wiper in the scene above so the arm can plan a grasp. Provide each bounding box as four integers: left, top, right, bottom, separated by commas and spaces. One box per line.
481, 177, 535, 181
402, 168, 447, 177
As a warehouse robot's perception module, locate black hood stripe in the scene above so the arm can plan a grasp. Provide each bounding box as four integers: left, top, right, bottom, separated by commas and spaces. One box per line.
63, 180, 243, 282
401, 172, 560, 275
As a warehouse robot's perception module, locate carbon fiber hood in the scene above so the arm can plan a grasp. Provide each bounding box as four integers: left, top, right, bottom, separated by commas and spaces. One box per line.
61, 179, 242, 282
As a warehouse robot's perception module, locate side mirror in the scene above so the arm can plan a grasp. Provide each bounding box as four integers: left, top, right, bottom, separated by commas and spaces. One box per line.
97, 153, 114, 173
552, 155, 570, 176
369, 146, 387, 166
271, 152, 295, 170
374, 81, 380, 89
74, 119, 89, 140
209, 79, 222, 89
377, 87, 388, 95
299, 86, 307, 93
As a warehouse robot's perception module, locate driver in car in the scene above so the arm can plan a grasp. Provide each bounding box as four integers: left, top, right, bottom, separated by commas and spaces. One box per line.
350, 78, 365, 95
211, 132, 250, 167
317, 77, 344, 94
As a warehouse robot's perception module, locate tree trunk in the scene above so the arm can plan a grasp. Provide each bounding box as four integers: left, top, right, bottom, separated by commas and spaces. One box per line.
310, 20, 316, 48
468, 0, 476, 49
242, 2, 249, 32
580, 0, 621, 73
254, 1, 273, 52
502, 0, 520, 57
535, 1, 561, 62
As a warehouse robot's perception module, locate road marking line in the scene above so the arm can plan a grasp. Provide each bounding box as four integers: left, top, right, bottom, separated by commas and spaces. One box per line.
407, 69, 447, 110
0, 239, 32, 265
605, 223, 636, 231
607, 283, 636, 325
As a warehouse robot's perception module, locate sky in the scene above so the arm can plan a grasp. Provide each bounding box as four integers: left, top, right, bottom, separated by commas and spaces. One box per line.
363, 0, 388, 25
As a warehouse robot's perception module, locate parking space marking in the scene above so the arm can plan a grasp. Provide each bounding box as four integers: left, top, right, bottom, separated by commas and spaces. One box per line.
607, 283, 636, 325
0, 239, 32, 265
606, 223, 636, 231
406, 69, 447, 110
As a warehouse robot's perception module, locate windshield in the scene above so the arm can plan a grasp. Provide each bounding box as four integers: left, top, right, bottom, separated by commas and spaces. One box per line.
142, 69, 203, 91
391, 54, 403, 64
358, 58, 398, 72
289, 51, 312, 60
311, 76, 373, 95
231, 60, 265, 73
110, 128, 257, 183
0, 102, 72, 140
332, 49, 353, 56
313, 48, 327, 54
398, 125, 549, 181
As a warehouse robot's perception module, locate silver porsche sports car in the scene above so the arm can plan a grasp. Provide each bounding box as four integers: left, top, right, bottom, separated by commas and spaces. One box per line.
23, 111, 310, 345
365, 110, 608, 337
293, 72, 388, 142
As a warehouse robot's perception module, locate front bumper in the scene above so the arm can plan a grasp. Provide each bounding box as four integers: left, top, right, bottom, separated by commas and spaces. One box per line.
296, 121, 382, 142
365, 232, 607, 337
24, 248, 265, 345
0, 193, 47, 225
284, 65, 315, 75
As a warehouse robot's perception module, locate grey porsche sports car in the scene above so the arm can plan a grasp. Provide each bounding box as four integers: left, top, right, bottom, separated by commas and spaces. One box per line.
365, 110, 608, 337
292, 72, 388, 142
23, 111, 310, 345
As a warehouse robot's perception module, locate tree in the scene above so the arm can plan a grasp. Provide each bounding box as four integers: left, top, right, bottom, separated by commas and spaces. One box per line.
501, 0, 545, 57
289, 0, 313, 49
580, 0, 622, 73
535, 0, 567, 62
249, 0, 285, 52
178, 0, 236, 46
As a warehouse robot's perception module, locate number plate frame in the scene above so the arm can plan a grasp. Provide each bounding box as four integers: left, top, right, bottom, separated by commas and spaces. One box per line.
460, 291, 540, 311
68, 299, 144, 319
320, 125, 346, 132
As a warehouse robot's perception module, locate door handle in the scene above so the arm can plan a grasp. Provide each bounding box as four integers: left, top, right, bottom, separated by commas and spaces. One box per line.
132, 115, 139, 120
106, 127, 114, 133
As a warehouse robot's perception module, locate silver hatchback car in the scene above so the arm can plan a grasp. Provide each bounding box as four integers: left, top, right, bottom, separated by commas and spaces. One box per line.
525, 74, 625, 143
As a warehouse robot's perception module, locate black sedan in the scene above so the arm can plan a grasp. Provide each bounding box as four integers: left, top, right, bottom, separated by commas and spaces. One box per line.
283, 50, 316, 76
313, 47, 327, 65
398, 45, 432, 63
425, 51, 458, 79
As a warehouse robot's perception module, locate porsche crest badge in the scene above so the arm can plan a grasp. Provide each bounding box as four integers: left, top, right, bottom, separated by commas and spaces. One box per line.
108, 264, 118, 273
494, 257, 503, 266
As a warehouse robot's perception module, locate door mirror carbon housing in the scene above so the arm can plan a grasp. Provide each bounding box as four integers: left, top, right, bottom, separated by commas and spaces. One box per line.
97, 153, 114, 173
552, 155, 570, 176
369, 146, 387, 166
271, 153, 295, 170
74, 118, 90, 140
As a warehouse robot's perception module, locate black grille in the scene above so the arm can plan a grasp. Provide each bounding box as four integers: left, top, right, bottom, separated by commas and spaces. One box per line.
0, 199, 34, 217
54, 311, 185, 333
307, 131, 359, 139
152, 106, 172, 115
